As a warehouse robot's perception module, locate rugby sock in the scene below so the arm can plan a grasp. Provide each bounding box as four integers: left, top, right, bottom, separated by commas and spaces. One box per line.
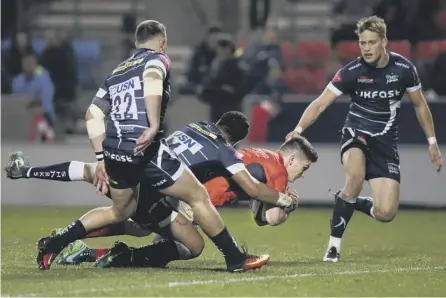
86, 223, 126, 238
27, 161, 84, 181
50, 220, 87, 250
354, 196, 375, 218
210, 227, 244, 262
131, 239, 184, 267
330, 192, 356, 240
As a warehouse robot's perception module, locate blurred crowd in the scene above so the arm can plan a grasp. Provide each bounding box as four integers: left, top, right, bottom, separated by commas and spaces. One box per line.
2, 30, 79, 140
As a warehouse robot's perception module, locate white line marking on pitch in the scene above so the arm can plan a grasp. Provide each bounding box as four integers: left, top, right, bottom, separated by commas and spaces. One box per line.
14, 266, 446, 297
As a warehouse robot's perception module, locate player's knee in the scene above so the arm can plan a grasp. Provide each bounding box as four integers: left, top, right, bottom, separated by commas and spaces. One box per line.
190, 241, 205, 259
185, 184, 210, 206
111, 200, 136, 221
373, 205, 397, 222
344, 175, 365, 197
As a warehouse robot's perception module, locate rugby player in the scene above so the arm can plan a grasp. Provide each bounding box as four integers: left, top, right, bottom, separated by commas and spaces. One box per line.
32, 20, 296, 272
7, 110, 299, 271
6, 136, 316, 267
286, 16, 443, 262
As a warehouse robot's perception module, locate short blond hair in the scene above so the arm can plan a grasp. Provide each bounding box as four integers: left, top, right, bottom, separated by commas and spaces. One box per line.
355, 16, 387, 39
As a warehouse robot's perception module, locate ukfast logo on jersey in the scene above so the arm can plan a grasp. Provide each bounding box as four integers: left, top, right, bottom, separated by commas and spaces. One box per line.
355, 90, 401, 99
172, 131, 203, 154
109, 77, 141, 97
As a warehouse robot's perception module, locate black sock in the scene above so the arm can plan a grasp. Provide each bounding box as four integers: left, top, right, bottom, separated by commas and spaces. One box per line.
210, 227, 243, 263
28, 162, 82, 181
355, 196, 374, 218
330, 193, 356, 238
50, 220, 87, 250
131, 239, 180, 267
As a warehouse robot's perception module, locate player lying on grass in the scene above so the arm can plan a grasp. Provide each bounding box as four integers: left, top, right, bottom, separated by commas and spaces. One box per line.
6, 112, 301, 271
5, 137, 316, 268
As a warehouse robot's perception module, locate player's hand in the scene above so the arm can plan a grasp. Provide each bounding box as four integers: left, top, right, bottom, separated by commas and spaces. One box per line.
93, 161, 109, 195
135, 128, 157, 155
286, 130, 301, 141
428, 143, 443, 172
283, 189, 299, 213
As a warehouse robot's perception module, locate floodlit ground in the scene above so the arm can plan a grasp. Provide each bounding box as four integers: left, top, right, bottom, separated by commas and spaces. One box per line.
2, 206, 445, 297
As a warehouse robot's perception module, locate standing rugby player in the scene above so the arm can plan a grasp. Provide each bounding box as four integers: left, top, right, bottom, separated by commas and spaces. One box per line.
35, 21, 279, 272
286, 16, 442, 262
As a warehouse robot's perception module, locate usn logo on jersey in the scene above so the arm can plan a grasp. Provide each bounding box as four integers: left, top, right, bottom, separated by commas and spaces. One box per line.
355, 90, 401, 99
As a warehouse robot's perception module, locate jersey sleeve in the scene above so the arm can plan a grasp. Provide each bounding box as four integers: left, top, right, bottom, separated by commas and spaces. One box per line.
404, 63, 422, 93
326, 67, 351, 96
204, 177, 235, 207
219, 144, 247, 176
91, 80, 112, 115
144, 53, 170, 80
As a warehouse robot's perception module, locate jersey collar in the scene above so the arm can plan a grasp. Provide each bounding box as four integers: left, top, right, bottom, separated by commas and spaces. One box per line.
276, 151, 285, 167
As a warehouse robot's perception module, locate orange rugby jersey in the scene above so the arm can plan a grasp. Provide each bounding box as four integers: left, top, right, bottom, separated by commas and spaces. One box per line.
205, 148, 289, 206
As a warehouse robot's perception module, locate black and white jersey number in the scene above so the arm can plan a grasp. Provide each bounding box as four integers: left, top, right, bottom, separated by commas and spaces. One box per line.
109, 76, 140, 121
166, 131, 203, 156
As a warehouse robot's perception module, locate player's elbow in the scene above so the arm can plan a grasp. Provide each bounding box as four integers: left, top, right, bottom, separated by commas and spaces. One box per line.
265, 208, 288, 226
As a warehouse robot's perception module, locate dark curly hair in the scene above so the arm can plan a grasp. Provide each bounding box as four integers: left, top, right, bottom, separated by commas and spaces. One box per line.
216, 111, 250, 144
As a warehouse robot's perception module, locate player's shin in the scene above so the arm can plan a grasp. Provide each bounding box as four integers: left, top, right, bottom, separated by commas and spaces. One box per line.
131, 239, 196, 267
27, 161, 85, 182
329, 191, 356, 250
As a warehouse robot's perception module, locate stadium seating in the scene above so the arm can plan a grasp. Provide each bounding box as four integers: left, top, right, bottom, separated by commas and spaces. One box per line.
280, 41, 294, 65
295, 40, 331, 64
415, 40, 444, 61
387, 40, 412, 58
1, 38, 101, 87
335, 41, 361, 62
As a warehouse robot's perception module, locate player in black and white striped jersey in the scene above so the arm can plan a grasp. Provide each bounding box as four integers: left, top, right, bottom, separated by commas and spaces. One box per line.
286, 16, 442, 262
35, 21, 283, 273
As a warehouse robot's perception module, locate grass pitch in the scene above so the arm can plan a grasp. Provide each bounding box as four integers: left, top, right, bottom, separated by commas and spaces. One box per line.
1, 206, 445, 297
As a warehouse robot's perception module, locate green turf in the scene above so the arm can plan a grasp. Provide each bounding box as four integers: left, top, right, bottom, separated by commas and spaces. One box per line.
2, 206, 445, 297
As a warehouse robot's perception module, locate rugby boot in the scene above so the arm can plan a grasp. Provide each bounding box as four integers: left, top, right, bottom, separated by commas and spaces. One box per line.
323, 246, 340, 262
226, 246, 271, 272
94, 241, 132, 268
37, 236, 64, 270
4, 151, 30, 179
57, 240, 95, 265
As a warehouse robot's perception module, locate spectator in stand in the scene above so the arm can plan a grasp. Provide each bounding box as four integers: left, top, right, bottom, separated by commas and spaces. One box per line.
330, 0, 373, 46
251, 63, 289, 96
248, 92, 283, 143
12, 53, 55, 141
40, 29, 79, 134
2, 62, 12, 94
181, 26, 223, 94
240, 26, 283, 94
249, 0, 271, 30
6, 32, 36, 78
198, 35, 245, 122
373, 0, 409, 40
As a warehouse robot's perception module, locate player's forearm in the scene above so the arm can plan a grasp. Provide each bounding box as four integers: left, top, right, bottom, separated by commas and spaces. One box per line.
414, 102, 436, 141
144, 95, 162, 131
85, 105, 105, 158
294, 100, 325, 133
250, 183, 292, 208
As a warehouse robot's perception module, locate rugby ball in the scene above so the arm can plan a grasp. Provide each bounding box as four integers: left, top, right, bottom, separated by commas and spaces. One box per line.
249, 199, 273, 226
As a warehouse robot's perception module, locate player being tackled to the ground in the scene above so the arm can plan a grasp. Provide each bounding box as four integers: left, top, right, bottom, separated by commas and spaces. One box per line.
33, 20, 289, 273
5, 136, 315, 267
286, 16, 443, 262
7, 112, 299, 270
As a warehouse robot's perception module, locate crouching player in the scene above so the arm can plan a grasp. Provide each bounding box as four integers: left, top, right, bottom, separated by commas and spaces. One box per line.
4, 136, 316, 268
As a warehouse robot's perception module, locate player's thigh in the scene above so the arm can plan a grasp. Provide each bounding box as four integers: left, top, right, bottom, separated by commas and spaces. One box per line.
143, 141, 208, 205
104, 158, 140, 214
369, 177, 400, 221
340, 128, 367, 196
165, 196, 195, 222
162, 212, 204, 257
